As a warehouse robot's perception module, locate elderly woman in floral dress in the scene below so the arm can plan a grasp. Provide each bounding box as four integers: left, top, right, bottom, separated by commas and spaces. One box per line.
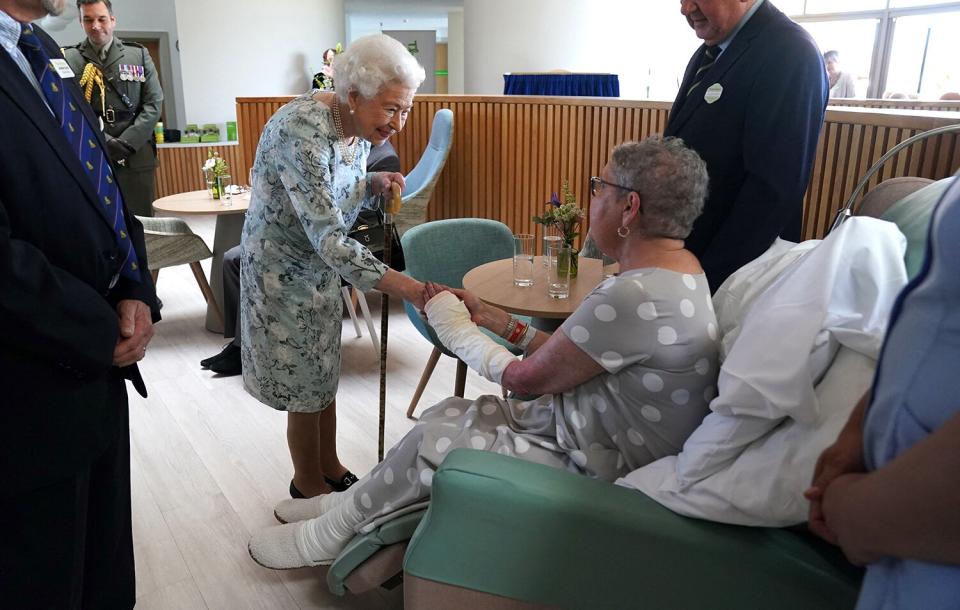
240, 35, 427, 500
249, 136, 723, 569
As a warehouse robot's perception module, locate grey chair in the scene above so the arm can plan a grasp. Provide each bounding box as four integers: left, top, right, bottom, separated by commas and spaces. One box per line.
138, 215, 223, 327
393, 109, 454, 237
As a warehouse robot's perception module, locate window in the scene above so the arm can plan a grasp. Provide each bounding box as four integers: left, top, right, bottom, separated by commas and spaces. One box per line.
886, 11, 960, 98
804, 0, 887, 12
792, 1, 960, 98
800, 19, 880, 98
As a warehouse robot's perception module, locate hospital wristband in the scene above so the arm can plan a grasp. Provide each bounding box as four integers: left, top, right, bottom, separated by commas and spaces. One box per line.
517, 325, 537, 351
507, 320, 527, 344
501, 317, 518, 340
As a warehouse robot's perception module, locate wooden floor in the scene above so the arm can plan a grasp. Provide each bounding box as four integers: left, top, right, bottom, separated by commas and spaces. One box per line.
132, 216, 503, 609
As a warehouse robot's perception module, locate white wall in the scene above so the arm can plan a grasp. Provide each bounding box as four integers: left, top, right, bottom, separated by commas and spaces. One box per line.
463, 0, 698, 99
174, 0, 344, 127
447, 9, 464, 93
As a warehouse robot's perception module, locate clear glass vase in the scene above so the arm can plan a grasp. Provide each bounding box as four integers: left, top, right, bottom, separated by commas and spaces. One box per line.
559, 245, 578, 278
204, 168, 220, 199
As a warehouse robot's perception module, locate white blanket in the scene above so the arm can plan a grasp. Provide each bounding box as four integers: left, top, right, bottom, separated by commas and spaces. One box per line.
616, 217, 908, 526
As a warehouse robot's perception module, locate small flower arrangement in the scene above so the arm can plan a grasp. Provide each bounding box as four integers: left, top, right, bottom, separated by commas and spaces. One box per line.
533, 180, 584, 248
532, 180, 585, 276
202, 149, 230, 199
313, 43, 344, 90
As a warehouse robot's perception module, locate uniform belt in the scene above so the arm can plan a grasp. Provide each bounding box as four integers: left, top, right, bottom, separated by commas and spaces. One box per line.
103, 108, 136, 124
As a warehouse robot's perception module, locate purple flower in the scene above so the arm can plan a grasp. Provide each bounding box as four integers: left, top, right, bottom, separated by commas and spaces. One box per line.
548, 192, 561, 207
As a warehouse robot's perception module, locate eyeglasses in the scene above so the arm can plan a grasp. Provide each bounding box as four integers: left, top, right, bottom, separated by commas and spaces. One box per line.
590, 176, 635, 197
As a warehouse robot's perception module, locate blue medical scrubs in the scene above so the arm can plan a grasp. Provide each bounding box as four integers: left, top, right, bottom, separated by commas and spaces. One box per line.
859, 176, 960, 610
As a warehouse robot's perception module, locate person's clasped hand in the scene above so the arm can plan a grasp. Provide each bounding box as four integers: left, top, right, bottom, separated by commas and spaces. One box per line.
804, 421, 866, 544
370, 172, 405, 197
113, 299, 155, 367
105, 137, 135, 163
421, 282, 488, 327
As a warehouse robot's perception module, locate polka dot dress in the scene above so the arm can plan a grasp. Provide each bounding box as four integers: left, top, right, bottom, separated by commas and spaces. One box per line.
350, 268, 719, 531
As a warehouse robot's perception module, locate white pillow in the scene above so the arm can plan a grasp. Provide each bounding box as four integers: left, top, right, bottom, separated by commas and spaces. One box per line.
617, 217, 909, 526
618, 347, 874, 526
675, 238, 830, 482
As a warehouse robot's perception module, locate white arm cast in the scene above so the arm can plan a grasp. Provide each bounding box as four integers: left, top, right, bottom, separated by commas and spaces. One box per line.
423, 292, 518, 384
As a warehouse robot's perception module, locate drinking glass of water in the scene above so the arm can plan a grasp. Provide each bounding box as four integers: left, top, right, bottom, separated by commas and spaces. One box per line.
513, 234, 535, 287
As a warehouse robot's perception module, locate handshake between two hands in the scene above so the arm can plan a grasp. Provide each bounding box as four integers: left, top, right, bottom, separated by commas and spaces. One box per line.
419, 281, 484, 327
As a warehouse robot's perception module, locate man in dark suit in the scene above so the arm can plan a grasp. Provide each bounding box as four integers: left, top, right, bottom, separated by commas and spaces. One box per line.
665, 0, 828, 291
0, 0, 158, 607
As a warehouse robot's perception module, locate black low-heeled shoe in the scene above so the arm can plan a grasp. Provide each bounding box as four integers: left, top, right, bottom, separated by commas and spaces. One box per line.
324, 472, 358, 492
201, 342, 240, 369
289, 480, 305, 499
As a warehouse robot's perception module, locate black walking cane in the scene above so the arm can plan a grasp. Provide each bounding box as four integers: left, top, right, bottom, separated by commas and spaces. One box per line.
378, 183, 402, 462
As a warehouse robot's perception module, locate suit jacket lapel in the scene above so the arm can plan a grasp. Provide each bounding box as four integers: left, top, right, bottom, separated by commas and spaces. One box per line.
666, 47, 707, 132
0, 38, 116, 234
665, 1, 777, 135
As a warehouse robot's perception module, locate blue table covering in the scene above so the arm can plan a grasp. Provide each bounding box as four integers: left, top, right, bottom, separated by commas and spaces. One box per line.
503, 73, 619, 97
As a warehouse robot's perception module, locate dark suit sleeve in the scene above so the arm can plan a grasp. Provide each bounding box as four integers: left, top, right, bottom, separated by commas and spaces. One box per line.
0, 195, 119, 376
697, 36, 828, 289
108, 211, 161, 323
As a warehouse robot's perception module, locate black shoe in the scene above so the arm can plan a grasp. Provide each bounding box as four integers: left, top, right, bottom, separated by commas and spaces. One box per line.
209, 345, 242, 376
289, 480, 305, 499
324, 472, 359, 492
201, 342, 240, 369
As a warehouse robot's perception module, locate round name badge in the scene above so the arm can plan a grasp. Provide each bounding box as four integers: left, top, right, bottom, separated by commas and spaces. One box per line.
704, 83, 723, 104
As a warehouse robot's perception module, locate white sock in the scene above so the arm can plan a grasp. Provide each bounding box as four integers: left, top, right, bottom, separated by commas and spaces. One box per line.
249, 492, 363, 569
274, 485, 356, 524
295, 494, 364, 563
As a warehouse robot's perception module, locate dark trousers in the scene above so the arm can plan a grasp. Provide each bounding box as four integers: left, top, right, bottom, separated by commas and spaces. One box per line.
223, 244, 241, 343
0, 403, 135, 610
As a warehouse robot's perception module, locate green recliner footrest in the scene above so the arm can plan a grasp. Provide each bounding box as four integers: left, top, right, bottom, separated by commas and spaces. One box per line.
327, 509, 427, 596
404, 449, 862, 609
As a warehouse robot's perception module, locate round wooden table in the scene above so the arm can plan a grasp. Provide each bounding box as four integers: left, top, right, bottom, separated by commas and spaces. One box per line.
153, 189, 249, 332
462, 256, 612, 321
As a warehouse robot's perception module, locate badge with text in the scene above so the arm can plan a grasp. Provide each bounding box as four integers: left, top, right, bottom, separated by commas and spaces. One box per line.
49, 58, 75, 79
704, 83, 723, 104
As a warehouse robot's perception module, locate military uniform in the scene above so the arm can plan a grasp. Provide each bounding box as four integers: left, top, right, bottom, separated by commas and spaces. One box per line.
63, 37, 163, 217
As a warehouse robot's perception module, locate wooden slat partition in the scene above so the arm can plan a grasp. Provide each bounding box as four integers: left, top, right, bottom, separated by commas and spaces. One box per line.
804, 107, 960, 238
827, 99, 960, 112
230, 95, 960, 245
156, 143, 244, 199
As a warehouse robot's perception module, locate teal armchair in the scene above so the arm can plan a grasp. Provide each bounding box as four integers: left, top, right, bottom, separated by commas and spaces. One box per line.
399, 218, 529, 418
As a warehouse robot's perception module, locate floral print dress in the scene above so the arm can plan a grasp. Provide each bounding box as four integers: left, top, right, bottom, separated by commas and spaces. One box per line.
240, 93, 387, 413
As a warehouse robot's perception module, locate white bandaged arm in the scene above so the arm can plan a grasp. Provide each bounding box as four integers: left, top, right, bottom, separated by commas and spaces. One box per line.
423, 292, 518, 384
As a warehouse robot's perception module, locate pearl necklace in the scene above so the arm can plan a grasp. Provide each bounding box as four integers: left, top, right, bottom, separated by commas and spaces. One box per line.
330, 99, 358, 166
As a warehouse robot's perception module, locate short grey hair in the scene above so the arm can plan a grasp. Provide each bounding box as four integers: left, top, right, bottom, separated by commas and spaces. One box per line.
333, 35, 426, 101
609, 136, 708, 240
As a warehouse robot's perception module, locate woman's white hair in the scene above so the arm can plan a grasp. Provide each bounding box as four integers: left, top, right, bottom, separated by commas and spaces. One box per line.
333, 35, 426, 101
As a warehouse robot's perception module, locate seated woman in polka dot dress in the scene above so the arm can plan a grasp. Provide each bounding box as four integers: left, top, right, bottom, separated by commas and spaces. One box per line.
249, 136, 721, 569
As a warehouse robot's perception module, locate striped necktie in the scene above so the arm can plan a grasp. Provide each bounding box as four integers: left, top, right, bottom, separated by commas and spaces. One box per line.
686, 45, 718, 98
18, 24, 141, 283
